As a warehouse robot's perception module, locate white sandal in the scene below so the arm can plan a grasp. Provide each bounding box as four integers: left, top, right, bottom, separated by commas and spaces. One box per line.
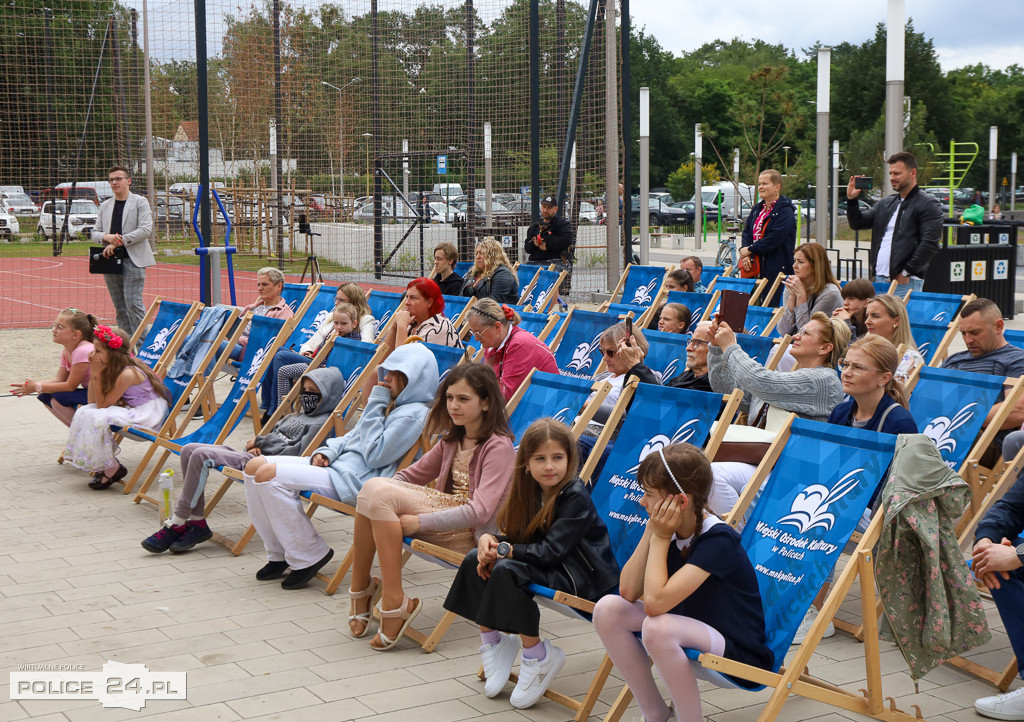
370, 595, 422, 651
348, 576, 382, 638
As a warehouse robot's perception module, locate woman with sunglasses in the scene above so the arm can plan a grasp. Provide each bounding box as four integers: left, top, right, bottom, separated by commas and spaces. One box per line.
707, 312, 849, 515
465, 298, 558, 402
828, 336, 917, 435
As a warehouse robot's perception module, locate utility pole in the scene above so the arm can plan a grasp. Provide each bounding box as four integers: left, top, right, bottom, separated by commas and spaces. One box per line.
694, 124, 702, 250
884, 0, 905, 196
989, 126, 998, 215
815, 46, 830, 245
604, 0, 620, 288
639, 87, 650, 264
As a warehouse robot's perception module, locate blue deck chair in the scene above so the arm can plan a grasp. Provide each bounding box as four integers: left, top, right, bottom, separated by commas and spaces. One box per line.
441, 294, 473, 329
366, 289, 404, 341
908, 366, 1021, 474
548, 308, 623, 379
284, 284, 337, 352
706, 275, 768, 305
134, 299, 203, 373
743, 305, 782, 337
608, 263, 667, 307
515, 263, 545, 300
665, 290, 717, 326
904, 290, 972, 325
736, 333, 782, 368
909, 318, 958, 365
199, 336, 390, 556
701, 265, 726, 288
505, 370, 609, 445
454, 261, 473, 277
604, 301, 657, 329
119, 306, 241, 496
517, 310, 558, 342
498, 383, 740, 719
422, 340, 468, 381
643, 329, 690, 383
281, 282, 316, 313
872, 280, 897, 295
128, 314, 295, 500
1005, 329, 1024, 352
520, 267, 565, 313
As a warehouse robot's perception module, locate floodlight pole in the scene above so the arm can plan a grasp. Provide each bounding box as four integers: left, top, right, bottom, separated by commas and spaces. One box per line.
816, 46, 830, 246
604, 0, 620, 288
832, 140, 840, 241
1012, 153, 1017, 211
989, 126, 998, 215
694, 124, 702, 251
639, 87, 649, 264
884, 0, 905, 196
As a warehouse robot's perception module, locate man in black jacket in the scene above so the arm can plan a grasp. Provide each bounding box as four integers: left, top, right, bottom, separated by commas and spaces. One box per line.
525, 195, 575, 307
847, 151, 943, 300
972, 431, 1024, 719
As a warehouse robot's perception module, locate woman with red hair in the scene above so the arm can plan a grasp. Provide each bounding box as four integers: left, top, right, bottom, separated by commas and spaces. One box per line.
385, 277, 462, 349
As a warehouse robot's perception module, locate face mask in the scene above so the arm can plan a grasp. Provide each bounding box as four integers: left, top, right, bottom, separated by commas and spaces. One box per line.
300, 391, 321, 414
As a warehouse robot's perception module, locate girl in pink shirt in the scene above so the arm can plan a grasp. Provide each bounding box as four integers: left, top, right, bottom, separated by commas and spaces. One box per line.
348, 363, 516, 651
10, 308, 97, 432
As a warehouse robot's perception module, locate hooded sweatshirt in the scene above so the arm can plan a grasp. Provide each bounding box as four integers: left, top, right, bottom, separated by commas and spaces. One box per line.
252, 366, 346, 456
313, 342, 440, 503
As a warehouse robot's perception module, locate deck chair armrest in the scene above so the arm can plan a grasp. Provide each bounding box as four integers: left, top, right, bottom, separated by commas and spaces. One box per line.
222, 467, 244, 481
406, 537, 466, 566
307, 493, 356, 516
524, 583, 596, 614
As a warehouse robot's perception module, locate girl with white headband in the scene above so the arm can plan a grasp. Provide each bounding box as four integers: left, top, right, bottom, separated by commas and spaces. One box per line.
592, 443, 774, 722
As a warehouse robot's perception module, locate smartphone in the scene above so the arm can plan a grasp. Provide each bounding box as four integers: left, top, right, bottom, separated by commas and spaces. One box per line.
854, 176, 873, 191
625, 316, 633, 342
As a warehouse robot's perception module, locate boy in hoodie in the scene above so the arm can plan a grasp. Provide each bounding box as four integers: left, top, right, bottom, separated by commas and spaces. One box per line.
141, 366, 347, 554
243, 342, 440, 590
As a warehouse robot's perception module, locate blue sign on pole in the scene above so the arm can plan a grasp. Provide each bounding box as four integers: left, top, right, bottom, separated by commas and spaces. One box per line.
437, 155, 448, 175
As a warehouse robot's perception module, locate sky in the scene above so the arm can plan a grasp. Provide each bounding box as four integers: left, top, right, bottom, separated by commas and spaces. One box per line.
630, 0, 1024, 72
127, 0, 1024, 72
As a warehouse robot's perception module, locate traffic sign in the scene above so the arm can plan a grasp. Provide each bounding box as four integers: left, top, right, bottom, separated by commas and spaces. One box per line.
437, 155, 447, 175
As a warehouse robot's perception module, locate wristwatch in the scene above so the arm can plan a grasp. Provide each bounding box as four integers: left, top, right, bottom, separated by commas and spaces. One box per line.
1016, 542, 1024, 567
496, 541, 512, 559
899, 271, 910, 279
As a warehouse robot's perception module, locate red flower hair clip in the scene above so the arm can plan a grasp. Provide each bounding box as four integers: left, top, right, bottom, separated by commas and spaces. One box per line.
501, 304, 514, 321
94, 325, 123, 350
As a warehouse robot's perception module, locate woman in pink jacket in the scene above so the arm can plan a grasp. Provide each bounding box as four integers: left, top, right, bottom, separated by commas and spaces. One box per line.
465, 298, 559, 402
347, 363, 516, 651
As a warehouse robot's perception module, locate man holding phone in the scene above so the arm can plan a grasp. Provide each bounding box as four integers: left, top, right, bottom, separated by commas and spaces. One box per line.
847, 151, 942, 299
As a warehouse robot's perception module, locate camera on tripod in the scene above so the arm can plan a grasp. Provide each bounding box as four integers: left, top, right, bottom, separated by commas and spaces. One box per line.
298, 213, 312, 235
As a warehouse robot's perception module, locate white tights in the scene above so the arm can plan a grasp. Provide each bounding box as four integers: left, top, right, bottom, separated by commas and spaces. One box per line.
593, 595, 726, 722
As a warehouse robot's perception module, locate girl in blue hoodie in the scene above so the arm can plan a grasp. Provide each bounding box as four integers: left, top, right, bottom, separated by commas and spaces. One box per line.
244, 342, 440, 590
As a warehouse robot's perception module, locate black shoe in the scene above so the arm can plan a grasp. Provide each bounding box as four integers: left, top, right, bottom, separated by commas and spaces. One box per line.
255, 560, 290, 581
89, 464, 127, 490
260, 411, 271, 427
141, 523, 186, 554
281, 549, 334, 590
168, 521, 213, 553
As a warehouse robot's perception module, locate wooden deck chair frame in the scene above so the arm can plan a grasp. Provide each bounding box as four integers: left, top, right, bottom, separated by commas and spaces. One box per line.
346, 379, 642, 653
366, 288, 406, 345
504, 368, 614, 443
515, 262, 552, 306
485, 385, 742, 721
441, 294, 475, 330
754, 306, 783, 337
527, 268, 568, 314
127, 314, 300, 502
204, 343, 391, 556
705, 275, 768, 306
602, 263, 672, 309
120, 308, 242, 495
760, 272, 786, 307
923, 320, 961, 367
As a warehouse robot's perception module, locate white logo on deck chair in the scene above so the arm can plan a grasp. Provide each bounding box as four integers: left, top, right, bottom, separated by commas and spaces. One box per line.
931, 311, 949, 322
304, 309, 331, 336
374, 310, 393, 336
655, 359, 680, 383
631, 279, 658, 305
552, 407, 573, 423
342, 366, 365, 392
146, 319, 182, 353
922, 403, 977, 460
245, 342, 274, 381
777, 469, 862, 534
627, 420, 701, 474
565, 334, 602, 374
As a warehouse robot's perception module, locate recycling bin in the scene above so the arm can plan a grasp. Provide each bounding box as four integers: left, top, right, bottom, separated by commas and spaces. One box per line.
924, 222, 1017, 317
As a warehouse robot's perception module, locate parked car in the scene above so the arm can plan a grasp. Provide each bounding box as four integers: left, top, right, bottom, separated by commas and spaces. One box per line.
427, 202, 458, 222
0, 210, 20, 239
1, 192, 37, 218
52, 181, 113, 205
156, 196, 185, 221
670, 201, 721, 223
632, 196, 691, 226
37, 200, 99, 240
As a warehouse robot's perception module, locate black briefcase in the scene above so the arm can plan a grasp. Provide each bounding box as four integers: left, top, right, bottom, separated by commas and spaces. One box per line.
89, 246, 126, 275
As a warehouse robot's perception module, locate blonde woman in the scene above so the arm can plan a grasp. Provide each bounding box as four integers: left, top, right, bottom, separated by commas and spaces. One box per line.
777, 242, 843, 336
828, 335, 917, 435
461, 238, 519, 304
863, 295, 924, 384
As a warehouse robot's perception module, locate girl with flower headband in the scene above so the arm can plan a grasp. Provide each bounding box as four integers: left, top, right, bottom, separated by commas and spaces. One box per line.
592, 443, 773, 722
10, 308, 97, 437
62, 325, 170, 489
464, 298, 558, 402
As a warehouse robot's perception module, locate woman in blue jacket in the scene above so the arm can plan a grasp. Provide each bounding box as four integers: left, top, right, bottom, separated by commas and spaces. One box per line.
739, 170, 796, 307
828, 336, 918, 435
243, 342, 440, 590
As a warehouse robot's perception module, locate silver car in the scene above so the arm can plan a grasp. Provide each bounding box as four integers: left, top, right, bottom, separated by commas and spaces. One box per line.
38, 200, 99, 240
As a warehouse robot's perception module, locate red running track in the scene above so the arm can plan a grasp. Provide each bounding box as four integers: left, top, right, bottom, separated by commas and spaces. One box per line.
0, 257, 404, 330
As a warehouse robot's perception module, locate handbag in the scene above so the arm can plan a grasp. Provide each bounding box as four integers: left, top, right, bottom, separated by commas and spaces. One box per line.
712, 403, 784, 465
88, 245, 126, 275
739, 253, 761, 278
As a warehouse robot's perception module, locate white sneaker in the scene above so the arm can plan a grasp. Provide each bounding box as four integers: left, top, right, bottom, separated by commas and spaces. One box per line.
509, 640, 566, 709
790, 606, 835, 646
480, 633, 520, 698
976, 686, 1024, 720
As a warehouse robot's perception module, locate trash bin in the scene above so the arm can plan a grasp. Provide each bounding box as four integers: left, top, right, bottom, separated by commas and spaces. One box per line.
924, 222, 1018, 317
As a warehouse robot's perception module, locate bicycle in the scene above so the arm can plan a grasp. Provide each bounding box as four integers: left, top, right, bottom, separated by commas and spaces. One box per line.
716, 234, 739, 271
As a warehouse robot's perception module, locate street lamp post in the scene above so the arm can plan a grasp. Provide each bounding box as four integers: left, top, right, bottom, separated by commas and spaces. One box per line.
783, 146, 790, 175
321, 78, 361, 214
362, 133, 373, 197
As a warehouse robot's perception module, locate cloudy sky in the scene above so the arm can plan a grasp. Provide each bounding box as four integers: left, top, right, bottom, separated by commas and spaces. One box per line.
631, 0, 1024, 71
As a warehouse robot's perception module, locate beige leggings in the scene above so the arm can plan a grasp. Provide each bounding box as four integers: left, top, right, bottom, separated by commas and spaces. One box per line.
356, 476, 474, 553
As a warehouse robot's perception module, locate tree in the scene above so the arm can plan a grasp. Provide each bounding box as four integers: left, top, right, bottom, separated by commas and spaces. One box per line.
667, 160, 721, 201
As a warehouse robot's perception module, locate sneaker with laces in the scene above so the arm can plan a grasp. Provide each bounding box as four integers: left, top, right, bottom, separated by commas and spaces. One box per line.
976, 686, 1024, 720
790, 606, 835, 645
168, 520, 213, 553
141, 523, 186, 554
509, 640, 565, 709
480, 633, 520, 698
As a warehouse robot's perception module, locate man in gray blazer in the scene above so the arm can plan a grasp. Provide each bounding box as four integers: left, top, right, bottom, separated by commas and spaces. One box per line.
91, 165, 154, 336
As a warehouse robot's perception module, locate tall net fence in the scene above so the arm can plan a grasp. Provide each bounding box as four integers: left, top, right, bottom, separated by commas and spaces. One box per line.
0, 0, 623, 330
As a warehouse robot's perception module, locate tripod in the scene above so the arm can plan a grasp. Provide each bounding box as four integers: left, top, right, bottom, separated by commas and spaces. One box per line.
298, 214, 323, 283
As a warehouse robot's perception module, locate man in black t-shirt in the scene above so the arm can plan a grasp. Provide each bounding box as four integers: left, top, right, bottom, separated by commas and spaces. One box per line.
665, 321, 714, 392
524, 195, 575, 306
431, 241, 463, 296
91, 165, 154, 336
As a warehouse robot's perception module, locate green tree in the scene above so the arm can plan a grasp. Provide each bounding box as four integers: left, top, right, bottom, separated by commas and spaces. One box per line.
666, 160, 721, 201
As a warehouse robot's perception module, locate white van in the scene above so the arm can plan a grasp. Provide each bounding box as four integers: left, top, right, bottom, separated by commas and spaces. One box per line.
433, 183, 463, 201
694, 183, 756, 221
54, 181, 114, 205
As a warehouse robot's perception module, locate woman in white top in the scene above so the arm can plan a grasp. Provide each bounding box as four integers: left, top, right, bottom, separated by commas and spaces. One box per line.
863, 294, 924, 384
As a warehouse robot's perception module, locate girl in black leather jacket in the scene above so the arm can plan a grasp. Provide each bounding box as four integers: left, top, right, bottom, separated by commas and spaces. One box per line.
443, 418, 619, 709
